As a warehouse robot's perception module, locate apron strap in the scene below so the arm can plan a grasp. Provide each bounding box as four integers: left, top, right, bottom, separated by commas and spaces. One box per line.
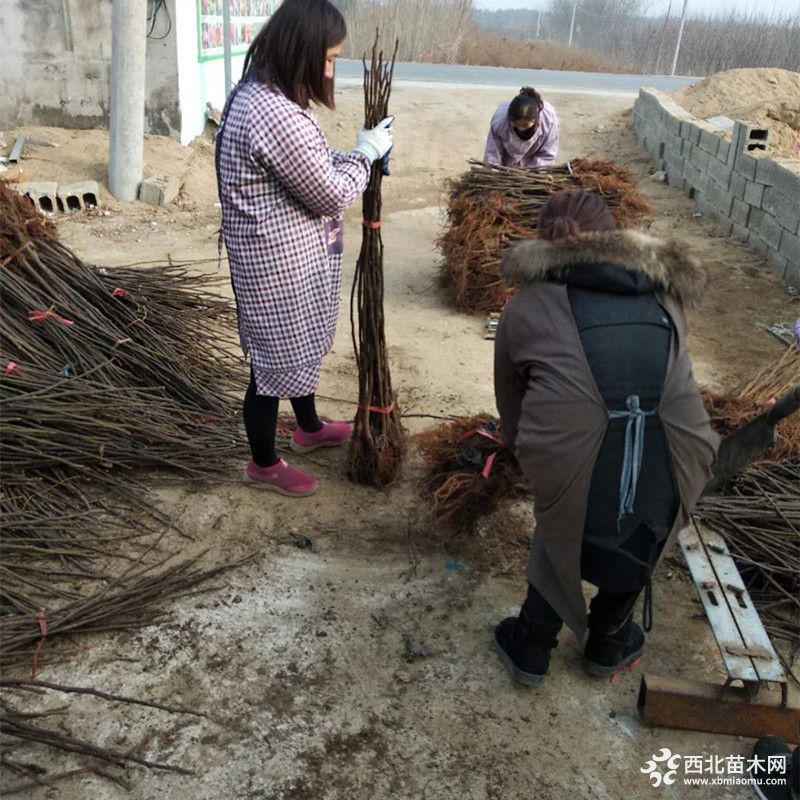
608, 394, 657, 523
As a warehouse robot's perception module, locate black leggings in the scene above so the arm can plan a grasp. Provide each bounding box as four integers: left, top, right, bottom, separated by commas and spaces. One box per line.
243, 369, 322, 467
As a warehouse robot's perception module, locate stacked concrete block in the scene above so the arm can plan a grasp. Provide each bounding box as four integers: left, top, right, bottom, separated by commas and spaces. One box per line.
16, 182, 59, 214
632, 89, 800, 290
57, 181, 101, 213
139, 175, 181, 207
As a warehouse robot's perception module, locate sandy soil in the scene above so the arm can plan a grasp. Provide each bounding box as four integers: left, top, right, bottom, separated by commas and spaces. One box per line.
672, 68, 800, 160
2, 84, 797, 799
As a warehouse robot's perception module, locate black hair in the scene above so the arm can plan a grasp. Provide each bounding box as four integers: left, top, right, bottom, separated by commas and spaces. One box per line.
508, 86, 544, 123
241, 0, 346, 109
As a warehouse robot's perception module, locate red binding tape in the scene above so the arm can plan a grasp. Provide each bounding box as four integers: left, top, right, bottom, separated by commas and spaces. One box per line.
360, 400, 396, 415
28, 309, 74, 326
31, 609, 48, 679
362, 220, 382, 229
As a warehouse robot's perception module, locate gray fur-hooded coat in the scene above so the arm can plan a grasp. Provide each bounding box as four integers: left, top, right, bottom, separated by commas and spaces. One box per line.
494, 229, 720, 639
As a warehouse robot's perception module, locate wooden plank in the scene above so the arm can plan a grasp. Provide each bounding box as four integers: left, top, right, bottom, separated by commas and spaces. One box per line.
697, 527, 785, 684
639, 674, 800, 743
678, 526, 759, 682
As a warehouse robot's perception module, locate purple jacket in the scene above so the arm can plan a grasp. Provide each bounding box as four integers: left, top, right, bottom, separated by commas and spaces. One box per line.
484, 100, 560, 168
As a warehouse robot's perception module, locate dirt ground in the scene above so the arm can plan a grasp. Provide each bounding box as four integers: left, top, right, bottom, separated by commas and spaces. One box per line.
2, 84, 797, 799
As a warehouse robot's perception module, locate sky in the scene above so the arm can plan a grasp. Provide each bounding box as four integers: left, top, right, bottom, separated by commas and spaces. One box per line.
472, 0, 800, 14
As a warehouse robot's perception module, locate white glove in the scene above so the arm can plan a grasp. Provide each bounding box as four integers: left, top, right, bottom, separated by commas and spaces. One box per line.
352, 116, 394, 162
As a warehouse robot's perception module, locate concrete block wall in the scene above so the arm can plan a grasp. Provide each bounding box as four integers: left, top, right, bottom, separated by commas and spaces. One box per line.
633, 88, 800, 290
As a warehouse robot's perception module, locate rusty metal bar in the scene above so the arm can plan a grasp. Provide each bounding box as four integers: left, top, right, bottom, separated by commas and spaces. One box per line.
638, 674, 800, 743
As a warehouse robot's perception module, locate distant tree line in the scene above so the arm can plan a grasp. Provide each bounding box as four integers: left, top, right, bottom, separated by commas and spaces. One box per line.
475, 0, 800, 75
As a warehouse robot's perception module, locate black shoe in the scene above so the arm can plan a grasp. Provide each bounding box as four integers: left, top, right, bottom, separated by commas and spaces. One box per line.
493, 616, 556, 687
583, 616, 645, 678
751, 736, 799, 800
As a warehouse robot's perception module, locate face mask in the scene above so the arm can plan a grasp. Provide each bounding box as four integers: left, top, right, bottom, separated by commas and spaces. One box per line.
513, 124, 537, 141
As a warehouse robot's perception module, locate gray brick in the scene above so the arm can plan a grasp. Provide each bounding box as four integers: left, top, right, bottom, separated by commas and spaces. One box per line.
731, 222, 750, 242
755, 158, 778, 186
771, 160, 800, 200
780, 229, 800, 265
705, 180, 735, 216
57, 180, 101, 213
730, 197, 751, 227
697, 195, 733, 234
748, 231, 770, 257
750, 207, 784, 250
707, 156, 733, 189
680, 120, 700, 143
743, 181, 765, 207
762, 187, 800, 234
716, 138, 731, 163
139, 175, 181, 207
690, 145, 711, 172
17, 181, 59, 215
735, 152, 758, 181
766, 247, 788, 280
682, 160, 705, 194
729, 171, 747, 199
698, 127, 722, 155
786, 258, 800, 290
681, 138, 694, 158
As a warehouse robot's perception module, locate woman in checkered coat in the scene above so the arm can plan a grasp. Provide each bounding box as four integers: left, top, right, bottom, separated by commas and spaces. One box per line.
216, 0, 393, 496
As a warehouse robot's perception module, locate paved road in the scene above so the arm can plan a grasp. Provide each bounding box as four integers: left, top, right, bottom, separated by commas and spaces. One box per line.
337, 58, 697, 96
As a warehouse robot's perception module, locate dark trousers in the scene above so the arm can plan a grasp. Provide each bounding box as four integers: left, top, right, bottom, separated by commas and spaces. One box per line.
522, 582, 641, 638
242, 369, 322, 467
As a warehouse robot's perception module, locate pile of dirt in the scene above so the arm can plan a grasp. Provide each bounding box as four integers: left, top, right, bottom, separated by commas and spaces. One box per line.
673, 68, 800, 160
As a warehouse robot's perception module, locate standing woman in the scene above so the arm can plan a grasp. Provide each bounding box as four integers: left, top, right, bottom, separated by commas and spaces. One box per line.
484, 86, 560, 168
216, 0, 393, 497
493, 191, 719, 685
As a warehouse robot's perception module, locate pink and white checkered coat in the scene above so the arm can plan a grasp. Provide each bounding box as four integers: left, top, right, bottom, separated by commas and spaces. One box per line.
216, 80, 370, 391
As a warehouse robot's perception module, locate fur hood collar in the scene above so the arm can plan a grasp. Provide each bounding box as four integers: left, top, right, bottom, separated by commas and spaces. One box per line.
501, 229, 708, 308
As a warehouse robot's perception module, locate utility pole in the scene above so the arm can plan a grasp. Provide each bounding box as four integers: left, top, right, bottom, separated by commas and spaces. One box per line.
222, 0, 233, 97
108, 0, 146, 202
655, 0, 673, 74
568, 0, 577, 47
536, 9, 541, 38
670, 0, 689, 77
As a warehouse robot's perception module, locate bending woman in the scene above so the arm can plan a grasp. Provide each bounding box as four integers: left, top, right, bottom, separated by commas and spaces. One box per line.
493, 191, 719, 684
484, 86, 560, 168
216, 0, 393, 497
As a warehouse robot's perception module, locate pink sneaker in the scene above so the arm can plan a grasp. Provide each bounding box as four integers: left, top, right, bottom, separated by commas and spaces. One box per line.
243, 459, 318, 497
290, 421, 352, 454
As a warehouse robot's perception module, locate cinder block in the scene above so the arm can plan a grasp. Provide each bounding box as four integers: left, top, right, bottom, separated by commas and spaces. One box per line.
729, 171, 746, 200
716, 138, 731, 163
743, 181, 765, 207
735, 152, 758, 181
730, 197, 751, 227
762, 188, 800, 234
780, 229, 800, 265
690, 145, 711, 172
57, 180, 101, 213
680, 120, 700, 143
786, 257, 800, 290
748, 230, 770, 258
637, 88, 664, 112
707, 156, 733, 190
750, 207, 784, 251
707, 116, 736, 134
680, 138, 693, 158
697, 125, 722, 155
697, 194, 733, 234
741, 123, 770, 155
139, 175, 181, 207
755, 158, 778, 186
766, 247, 788, 280
17, 181, 59, 214
771, 159, 800, 200
731, 222, 750, 242
682, 160, 704, 194
705, 180, 735, 217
